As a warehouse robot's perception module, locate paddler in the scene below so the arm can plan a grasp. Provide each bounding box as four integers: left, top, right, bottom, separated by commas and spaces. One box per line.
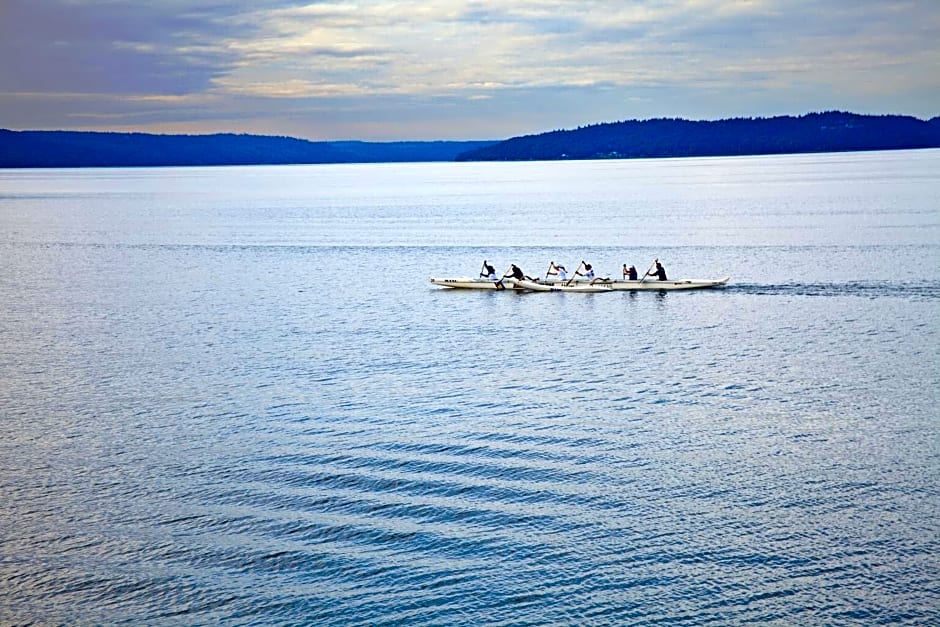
504, 264, 536, 281
646, 260, 668, 280
575, 262, 609, 285
547, 262, 567, 281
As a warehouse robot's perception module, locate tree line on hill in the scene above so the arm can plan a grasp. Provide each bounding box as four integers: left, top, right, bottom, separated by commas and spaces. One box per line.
0, 130, 495, 168
1, 111, 938, 168
455, 112, 940, 161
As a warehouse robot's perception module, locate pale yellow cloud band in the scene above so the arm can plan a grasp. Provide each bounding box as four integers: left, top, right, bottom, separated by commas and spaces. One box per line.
199, 0, 939, 100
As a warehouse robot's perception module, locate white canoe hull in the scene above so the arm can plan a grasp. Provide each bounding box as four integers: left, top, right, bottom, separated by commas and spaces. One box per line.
545, 277, 730, 290
430, 277, 520, 290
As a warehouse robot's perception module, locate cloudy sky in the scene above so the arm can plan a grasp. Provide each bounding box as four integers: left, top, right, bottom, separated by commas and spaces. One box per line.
1, 0, 938, 140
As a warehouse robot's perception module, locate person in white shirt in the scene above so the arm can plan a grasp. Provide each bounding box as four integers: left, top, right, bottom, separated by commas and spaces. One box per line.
575, 262, 609, 284
547, 262, 567, 281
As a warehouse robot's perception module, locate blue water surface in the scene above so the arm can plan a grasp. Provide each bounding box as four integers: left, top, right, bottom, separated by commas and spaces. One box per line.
1, 150, 938, 625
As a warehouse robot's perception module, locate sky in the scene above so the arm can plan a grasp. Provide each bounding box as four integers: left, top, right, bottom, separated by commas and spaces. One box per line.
1, 0, 938, 141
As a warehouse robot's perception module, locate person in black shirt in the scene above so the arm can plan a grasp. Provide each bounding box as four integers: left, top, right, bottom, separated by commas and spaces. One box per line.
646, 260, 667, 281
504, 264, 536, 281
623, 264, 638, 280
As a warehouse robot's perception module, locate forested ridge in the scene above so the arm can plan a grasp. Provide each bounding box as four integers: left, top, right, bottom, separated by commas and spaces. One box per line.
2, 112, 938, 167
0, 130, 494, 168
456, 111, 940, 161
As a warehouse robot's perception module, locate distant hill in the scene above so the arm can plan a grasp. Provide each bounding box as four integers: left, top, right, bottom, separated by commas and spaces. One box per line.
456, 112, 940, 161
3, 112, 939, 168
0, 130, 496, 168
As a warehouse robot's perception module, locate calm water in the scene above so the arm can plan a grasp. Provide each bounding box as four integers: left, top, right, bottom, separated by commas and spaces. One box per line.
1, 151, 939, 625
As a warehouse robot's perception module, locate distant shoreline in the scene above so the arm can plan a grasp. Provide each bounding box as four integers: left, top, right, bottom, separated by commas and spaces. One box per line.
2, 146, 939, 171
2, 111, 938, 168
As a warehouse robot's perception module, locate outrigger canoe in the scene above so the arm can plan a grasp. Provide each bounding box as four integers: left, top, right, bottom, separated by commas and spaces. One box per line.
543, 277, 730, 291
430, 276, 730, 292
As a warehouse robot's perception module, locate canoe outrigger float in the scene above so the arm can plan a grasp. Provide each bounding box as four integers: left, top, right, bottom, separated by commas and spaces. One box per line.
428, 277, 614, 292
514, 279, 613, 293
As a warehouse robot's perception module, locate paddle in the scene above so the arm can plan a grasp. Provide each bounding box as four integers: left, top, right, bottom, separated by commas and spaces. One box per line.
565, 260, 585, 286
639, 259, 657, 284
479, 260, 488, 278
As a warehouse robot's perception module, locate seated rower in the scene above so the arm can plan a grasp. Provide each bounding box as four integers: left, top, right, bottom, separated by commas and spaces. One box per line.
505, 264, 536, 282
480, 261, 498, 281
623, 264, 638, 280
576, 263, 609, 285
547, 262, 567, 281
646, 260, 668, 281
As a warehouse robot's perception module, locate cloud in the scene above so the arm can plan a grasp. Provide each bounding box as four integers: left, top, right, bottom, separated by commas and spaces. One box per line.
1, 0, 937, 139
0, 0, 249, 94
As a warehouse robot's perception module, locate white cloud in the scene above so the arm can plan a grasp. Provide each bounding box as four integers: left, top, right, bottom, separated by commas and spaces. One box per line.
202, 0, 939, 103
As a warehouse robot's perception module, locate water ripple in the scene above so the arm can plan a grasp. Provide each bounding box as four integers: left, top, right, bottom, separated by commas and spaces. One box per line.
3, 160, 939, 624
